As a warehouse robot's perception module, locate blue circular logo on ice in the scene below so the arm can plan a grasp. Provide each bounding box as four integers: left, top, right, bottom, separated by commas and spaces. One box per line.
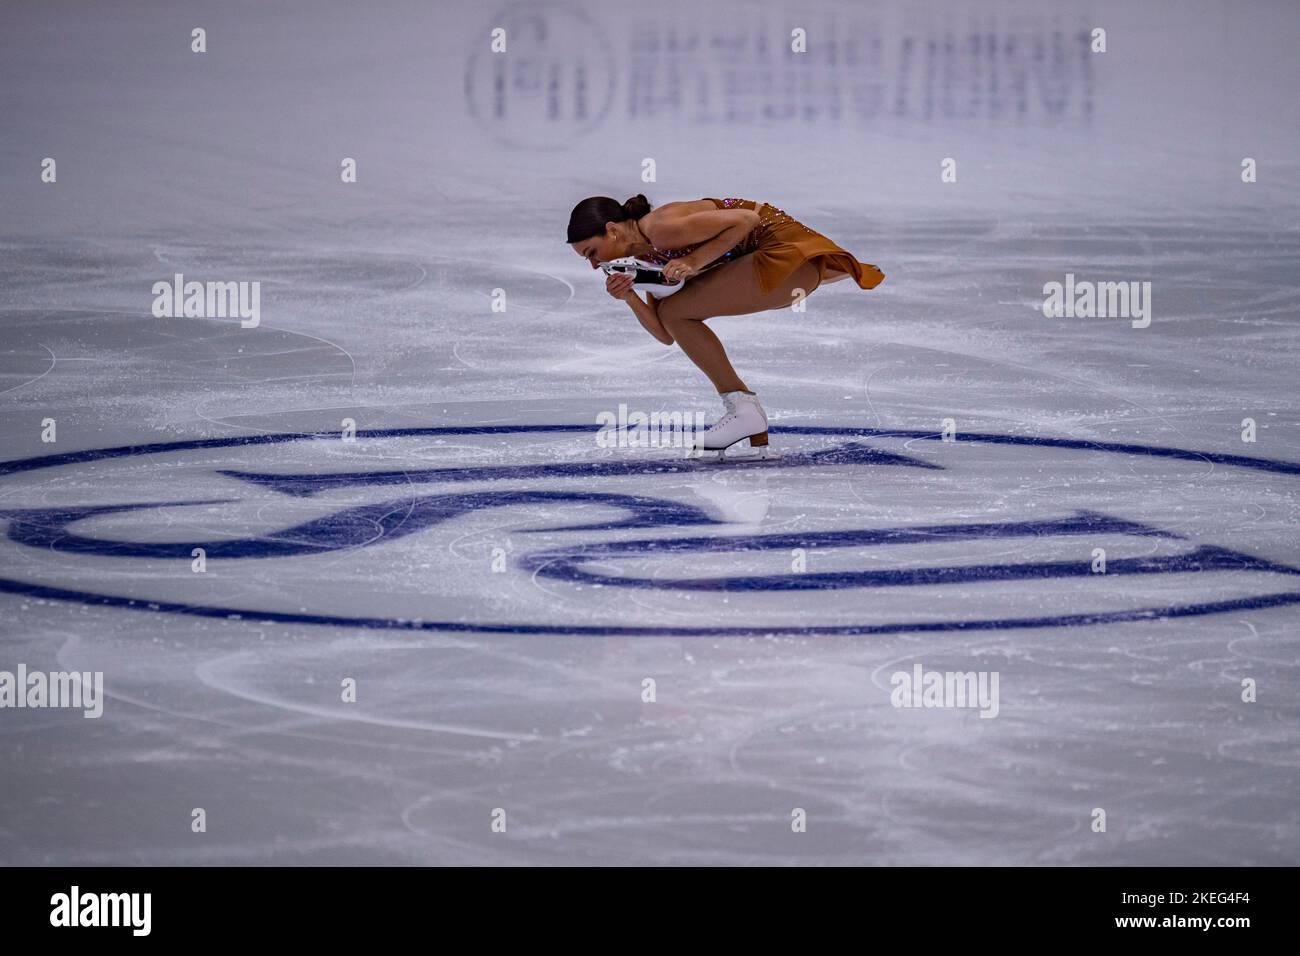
1, 424, 1298, 636
463, 2, 616, 149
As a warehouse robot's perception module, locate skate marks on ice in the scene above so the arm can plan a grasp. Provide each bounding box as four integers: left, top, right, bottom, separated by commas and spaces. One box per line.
12, 604, 1296, 865
2, 401, 1298, 863
0, 241, 576, 422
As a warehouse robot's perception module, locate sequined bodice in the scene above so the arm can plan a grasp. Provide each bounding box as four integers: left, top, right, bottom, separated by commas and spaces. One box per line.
640, 197, 799, 270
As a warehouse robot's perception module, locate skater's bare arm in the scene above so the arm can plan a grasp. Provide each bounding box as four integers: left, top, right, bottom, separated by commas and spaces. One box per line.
628, 294, 673, 345
606, 271, 673, 345
650, 208, 759, 280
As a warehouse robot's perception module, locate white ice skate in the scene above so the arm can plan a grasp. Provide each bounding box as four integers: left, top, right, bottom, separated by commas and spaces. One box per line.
690, 390, 774, 461
600, 257, 686, 297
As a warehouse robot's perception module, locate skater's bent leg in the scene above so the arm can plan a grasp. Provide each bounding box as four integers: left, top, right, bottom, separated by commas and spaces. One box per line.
664, 258, 824, 321
658, 314, 749, 393
658, 257, 824, 393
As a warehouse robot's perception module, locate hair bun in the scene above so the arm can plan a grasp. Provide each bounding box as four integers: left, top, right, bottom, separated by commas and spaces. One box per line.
565, 194, 653, 243
622, 193, 652, 220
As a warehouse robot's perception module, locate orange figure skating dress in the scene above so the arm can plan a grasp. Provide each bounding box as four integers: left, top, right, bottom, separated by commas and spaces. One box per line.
640, 197, 885, 295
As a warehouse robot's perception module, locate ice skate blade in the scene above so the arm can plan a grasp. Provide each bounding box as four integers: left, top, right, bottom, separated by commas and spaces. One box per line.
714, 450, 781, 463
687, 441, 779, 463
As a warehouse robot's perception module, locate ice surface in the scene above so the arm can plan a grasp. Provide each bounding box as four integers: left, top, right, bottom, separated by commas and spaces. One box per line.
1, 0, 1298, 864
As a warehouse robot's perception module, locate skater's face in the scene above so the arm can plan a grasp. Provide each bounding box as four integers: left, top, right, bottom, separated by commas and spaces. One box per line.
570, 222, 623, 269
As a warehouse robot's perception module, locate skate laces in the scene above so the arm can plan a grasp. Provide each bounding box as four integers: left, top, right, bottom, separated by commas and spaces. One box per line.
704, 392, 770, 433
708, 394, 736, 429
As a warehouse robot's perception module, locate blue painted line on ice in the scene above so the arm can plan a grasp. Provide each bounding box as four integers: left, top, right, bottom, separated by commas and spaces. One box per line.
1, 424, 1297, 635
1, 574, 1298, 636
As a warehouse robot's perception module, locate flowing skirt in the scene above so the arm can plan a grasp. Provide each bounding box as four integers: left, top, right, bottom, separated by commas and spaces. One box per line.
709, 197, 886, 296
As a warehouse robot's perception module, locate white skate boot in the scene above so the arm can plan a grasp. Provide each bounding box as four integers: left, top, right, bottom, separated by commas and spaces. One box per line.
600, 257, 686, 297
691, 390, 773, 461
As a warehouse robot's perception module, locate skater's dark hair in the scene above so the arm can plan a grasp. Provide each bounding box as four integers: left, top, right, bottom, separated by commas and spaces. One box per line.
566, 194, 652, 243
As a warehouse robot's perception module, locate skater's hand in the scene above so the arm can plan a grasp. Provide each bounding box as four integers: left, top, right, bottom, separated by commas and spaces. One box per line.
662, 256, 701, 282
605, 271, 636, 301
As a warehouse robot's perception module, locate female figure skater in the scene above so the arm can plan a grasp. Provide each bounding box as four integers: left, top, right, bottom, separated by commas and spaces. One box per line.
566, 194, 884, 457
